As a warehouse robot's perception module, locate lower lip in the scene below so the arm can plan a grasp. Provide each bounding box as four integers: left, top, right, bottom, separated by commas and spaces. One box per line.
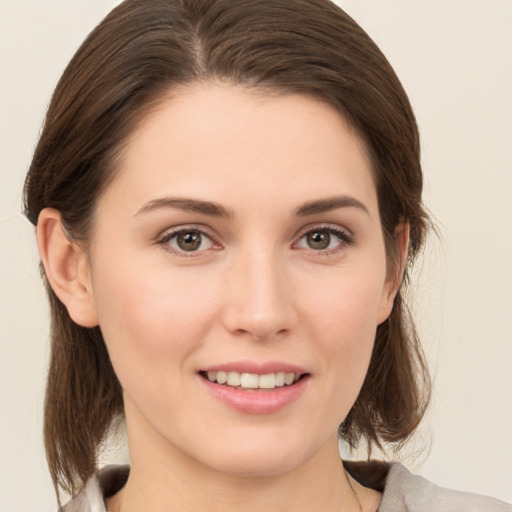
199, 375, 310, 415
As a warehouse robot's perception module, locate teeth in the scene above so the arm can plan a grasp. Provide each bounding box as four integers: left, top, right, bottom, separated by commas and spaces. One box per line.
205, 371, 302, 389
227, 372, 241, 386
240, 373, 259, 388
284, 372, 295, 385
275, 372, 286, 386
258, 373, 275, 389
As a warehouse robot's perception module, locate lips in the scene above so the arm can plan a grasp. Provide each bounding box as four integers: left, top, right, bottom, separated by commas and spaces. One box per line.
198, 362, 310, 414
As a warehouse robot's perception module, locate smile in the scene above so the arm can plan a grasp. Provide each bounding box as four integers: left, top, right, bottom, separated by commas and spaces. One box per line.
203, 371, 302, 390
199, 369, 310, 414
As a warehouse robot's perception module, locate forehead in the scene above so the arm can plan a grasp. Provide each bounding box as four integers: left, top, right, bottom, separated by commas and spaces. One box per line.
101, 82, 378, 219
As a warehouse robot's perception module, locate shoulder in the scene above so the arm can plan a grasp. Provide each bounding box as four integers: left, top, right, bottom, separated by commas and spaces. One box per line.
60, 462, 510, 512
61, 465, 129, 512
379, 463, 511, 512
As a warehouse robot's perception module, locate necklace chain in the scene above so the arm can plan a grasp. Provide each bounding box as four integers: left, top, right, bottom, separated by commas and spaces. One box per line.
346, 472, 363, 512
111, 472, 364, 512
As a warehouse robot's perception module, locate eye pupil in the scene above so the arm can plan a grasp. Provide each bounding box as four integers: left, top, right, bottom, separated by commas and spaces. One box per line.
177, 231, 202, 251
307, 231, 330, 250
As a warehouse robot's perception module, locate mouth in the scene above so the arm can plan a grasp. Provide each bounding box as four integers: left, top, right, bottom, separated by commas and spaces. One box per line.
198, 365, 310, 414
199, 370, 307, 391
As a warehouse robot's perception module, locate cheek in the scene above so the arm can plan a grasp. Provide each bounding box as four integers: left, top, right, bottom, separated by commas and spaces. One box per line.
90, 257, 221, 387
296, 263, 386, 394
299, 264, 386, 342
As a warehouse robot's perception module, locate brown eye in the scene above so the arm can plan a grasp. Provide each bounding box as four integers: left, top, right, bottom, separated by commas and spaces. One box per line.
295, 226, 352, 253
177, 231, 202, 251
306, 230, 331, 250
163, 229, 215, 253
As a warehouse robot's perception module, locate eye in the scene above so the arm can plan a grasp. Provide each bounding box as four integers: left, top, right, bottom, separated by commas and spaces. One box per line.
160, 228, 215, 253
295, 227, 352, 252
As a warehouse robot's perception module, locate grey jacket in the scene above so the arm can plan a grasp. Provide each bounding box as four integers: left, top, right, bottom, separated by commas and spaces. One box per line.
62, 462, 510, 511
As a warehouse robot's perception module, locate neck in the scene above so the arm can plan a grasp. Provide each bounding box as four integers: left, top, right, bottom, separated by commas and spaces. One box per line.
108, 434, 369, 512
107, 398, 383, 512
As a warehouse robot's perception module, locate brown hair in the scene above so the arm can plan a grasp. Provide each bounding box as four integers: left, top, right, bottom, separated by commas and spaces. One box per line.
24, 0, 430, 498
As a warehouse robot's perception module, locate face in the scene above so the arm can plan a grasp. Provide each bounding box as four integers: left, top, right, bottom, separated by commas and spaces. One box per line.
84, 83, 397, 478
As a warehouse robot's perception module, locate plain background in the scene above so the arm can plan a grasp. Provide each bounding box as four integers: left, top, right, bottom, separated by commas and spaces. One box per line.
1, 1, 511, 510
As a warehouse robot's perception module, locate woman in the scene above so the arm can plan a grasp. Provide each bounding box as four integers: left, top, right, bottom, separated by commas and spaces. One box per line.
23, 0, 509, 511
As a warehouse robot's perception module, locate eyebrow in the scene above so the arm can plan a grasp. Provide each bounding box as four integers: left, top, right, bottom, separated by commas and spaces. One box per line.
295, 196, 370, 217
135, 197, 233, 218
135, 194, 369, 219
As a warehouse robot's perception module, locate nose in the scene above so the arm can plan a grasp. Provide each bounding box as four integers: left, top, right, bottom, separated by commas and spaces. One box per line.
221, 248, 298, 341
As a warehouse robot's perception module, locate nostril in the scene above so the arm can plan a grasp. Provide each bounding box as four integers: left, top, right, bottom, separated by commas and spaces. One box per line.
231, 326, 291, 342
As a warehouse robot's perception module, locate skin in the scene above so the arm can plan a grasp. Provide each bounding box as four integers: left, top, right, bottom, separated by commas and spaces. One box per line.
38, 83, 407, 511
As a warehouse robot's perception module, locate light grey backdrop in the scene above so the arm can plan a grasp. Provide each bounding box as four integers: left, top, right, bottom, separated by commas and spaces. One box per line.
1, 1, 511, 510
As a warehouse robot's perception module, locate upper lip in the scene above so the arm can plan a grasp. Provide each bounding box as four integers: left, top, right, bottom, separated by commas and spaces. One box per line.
200, 361, 309, 375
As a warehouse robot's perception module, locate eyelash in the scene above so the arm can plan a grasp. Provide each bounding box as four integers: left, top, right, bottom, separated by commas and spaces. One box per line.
156, 224, 354, 257
294, 225, 354, 255
157, 226, 219, 257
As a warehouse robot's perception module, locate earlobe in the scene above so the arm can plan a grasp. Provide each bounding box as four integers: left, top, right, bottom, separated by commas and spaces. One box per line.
37, 208, 99, 327
377, 221, 410, 324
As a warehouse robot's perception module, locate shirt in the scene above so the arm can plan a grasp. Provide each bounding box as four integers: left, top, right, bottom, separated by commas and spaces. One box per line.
61, 461, 511, 511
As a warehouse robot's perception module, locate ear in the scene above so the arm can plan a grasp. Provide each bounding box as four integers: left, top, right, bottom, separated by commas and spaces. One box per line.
37, 208, 99, 327
377, 221, 410, 325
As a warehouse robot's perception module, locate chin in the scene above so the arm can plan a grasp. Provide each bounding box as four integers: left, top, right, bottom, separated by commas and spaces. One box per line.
192, 427, 329, 479
206, 450, 305, 479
